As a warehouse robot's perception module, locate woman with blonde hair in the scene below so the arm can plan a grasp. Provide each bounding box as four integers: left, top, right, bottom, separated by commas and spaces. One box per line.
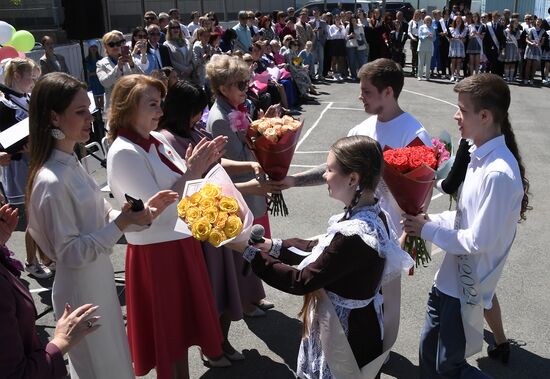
164, 19, 193, 80
96, 30, 143, 117
26, 72, 176, 379
0, 58, 53, 278
106, 74, 227, 379
192, 27, 213, 87
206, 54, 278, 316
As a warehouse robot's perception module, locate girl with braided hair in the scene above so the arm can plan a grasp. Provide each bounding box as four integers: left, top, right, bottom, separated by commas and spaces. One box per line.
242, 135, 413, 379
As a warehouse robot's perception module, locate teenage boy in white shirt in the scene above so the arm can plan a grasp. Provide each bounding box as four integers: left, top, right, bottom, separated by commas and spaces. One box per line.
403, 74, 530, 379
281, 58, 431, 237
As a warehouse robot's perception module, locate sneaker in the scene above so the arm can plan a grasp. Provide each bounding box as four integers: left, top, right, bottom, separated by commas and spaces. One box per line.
25, 261, 53, 279
45, 261, 56, 272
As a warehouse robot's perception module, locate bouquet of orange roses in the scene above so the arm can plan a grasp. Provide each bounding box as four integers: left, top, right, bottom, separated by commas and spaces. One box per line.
177, 164, 253, 247
247, 115, 303, 216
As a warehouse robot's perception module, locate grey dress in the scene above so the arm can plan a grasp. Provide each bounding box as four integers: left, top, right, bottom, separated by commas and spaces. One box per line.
206, 97, 267, 218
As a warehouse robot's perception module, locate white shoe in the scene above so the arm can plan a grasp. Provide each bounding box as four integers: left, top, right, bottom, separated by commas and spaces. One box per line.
417, 77, 422, 81
25, 261, 53, 279
45, 261, 56, 272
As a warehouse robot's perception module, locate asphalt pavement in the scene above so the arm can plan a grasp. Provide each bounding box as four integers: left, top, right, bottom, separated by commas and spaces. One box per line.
8, 70, 550, 379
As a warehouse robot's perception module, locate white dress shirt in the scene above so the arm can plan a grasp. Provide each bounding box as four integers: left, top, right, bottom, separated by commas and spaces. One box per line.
422, 136, 523, 308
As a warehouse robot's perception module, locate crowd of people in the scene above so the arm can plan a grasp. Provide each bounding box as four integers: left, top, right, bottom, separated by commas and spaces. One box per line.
0, 3, 536, 379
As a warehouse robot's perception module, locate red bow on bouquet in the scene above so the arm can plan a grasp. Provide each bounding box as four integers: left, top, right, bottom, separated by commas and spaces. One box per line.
382, 137, 437, 274
247, 116, 303, 216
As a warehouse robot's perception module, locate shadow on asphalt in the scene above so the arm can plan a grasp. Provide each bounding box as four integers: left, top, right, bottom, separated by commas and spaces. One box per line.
381, 351, 419, 378
244, 309, 302, 369
478, 329, 550, 379
197, 309, 302, 378
199, 349, 296, 379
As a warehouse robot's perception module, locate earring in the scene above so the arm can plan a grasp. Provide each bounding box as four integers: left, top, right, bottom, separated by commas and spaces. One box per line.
50, 127, 66, 140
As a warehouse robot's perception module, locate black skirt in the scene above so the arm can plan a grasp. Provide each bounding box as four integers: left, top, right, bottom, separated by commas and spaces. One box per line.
331, 39, 346, 57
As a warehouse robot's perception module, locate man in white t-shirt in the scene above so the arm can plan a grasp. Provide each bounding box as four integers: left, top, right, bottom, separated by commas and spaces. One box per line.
283, 58, 432, 236
348, 58, 432, 235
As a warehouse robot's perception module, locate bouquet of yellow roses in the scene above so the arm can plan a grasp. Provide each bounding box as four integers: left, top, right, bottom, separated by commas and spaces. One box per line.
177, 164, 253, 247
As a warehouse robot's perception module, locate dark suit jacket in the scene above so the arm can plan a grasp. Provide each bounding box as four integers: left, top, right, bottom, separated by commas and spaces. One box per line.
309, 18, 328, 46
0, 261, 67, 378
147, 42, 173, 68
39, 54, 69, 76
483, 21, 506, 60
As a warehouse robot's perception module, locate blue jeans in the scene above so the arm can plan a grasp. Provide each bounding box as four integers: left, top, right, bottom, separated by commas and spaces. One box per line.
346, 47, 368, 79
432, 36, 441, 70
419, 286, 493, 379
314, 43, 324, 77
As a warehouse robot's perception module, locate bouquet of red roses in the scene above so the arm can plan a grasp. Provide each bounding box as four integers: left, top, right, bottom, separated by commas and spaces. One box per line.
383, 137, 438, 274
247, 116, 303, 216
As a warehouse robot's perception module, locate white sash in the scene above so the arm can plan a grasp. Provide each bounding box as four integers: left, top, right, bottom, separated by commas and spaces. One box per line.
531, 28, 544, 44
487, 22, 500, 49
440, 19, 448, 34
317, 276, 402, 379
454, 199, 509, 358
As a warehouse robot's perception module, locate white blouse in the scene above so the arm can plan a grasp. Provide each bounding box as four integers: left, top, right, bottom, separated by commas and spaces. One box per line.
107, 131, 189, 245
28, 149, 122, 267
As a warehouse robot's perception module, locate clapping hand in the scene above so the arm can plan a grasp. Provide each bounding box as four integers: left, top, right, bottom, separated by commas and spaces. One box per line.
0, 204, 18, 245
185, 136, 228, 179
0, 152, 11, 167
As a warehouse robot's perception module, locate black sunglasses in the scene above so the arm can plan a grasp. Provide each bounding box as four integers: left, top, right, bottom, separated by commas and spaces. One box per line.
136, 34, 147, 38
148, 32, 161, 36
144, 16, 155, 21
169, 26, 181, 30
107, 39, 126, 48
233, 80, 249, 91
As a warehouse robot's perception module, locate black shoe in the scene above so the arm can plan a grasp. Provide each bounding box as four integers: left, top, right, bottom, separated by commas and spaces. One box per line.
487, 341, 510, 364
282, 108, 301, 116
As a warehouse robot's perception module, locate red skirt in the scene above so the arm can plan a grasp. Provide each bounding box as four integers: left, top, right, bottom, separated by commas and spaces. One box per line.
125, 238, 223, 378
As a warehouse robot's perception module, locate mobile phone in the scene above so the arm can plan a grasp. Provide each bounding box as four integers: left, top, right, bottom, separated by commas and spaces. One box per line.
125, 193, 144, 211
121, 45, 130, 58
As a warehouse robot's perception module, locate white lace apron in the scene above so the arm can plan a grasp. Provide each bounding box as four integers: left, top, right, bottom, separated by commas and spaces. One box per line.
296, 204, 413, 379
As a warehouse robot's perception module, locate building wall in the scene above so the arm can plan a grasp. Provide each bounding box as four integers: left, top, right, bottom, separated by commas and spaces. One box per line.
482, 0, 536, 17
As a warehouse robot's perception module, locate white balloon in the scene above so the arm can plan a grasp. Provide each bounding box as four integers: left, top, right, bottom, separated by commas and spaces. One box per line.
0, 21, 15, 45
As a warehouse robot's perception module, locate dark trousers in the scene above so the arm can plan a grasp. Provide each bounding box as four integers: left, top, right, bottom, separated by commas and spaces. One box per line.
419, 286, 493, 379
410, 39, 419, 73
439, 38, 451, 75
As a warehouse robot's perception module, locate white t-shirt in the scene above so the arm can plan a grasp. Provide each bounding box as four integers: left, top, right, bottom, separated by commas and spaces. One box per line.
348, 112, 432, 235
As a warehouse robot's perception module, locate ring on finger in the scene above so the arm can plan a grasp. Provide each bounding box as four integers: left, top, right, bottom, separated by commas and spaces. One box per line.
87, 320, 93, 328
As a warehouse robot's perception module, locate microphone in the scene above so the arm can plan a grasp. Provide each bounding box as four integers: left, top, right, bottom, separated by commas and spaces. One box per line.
242, 224, 265, 276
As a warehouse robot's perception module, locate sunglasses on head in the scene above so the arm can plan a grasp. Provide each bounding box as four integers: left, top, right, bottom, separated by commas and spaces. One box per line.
233, 80, 249, 91
107, 39, 126, 48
